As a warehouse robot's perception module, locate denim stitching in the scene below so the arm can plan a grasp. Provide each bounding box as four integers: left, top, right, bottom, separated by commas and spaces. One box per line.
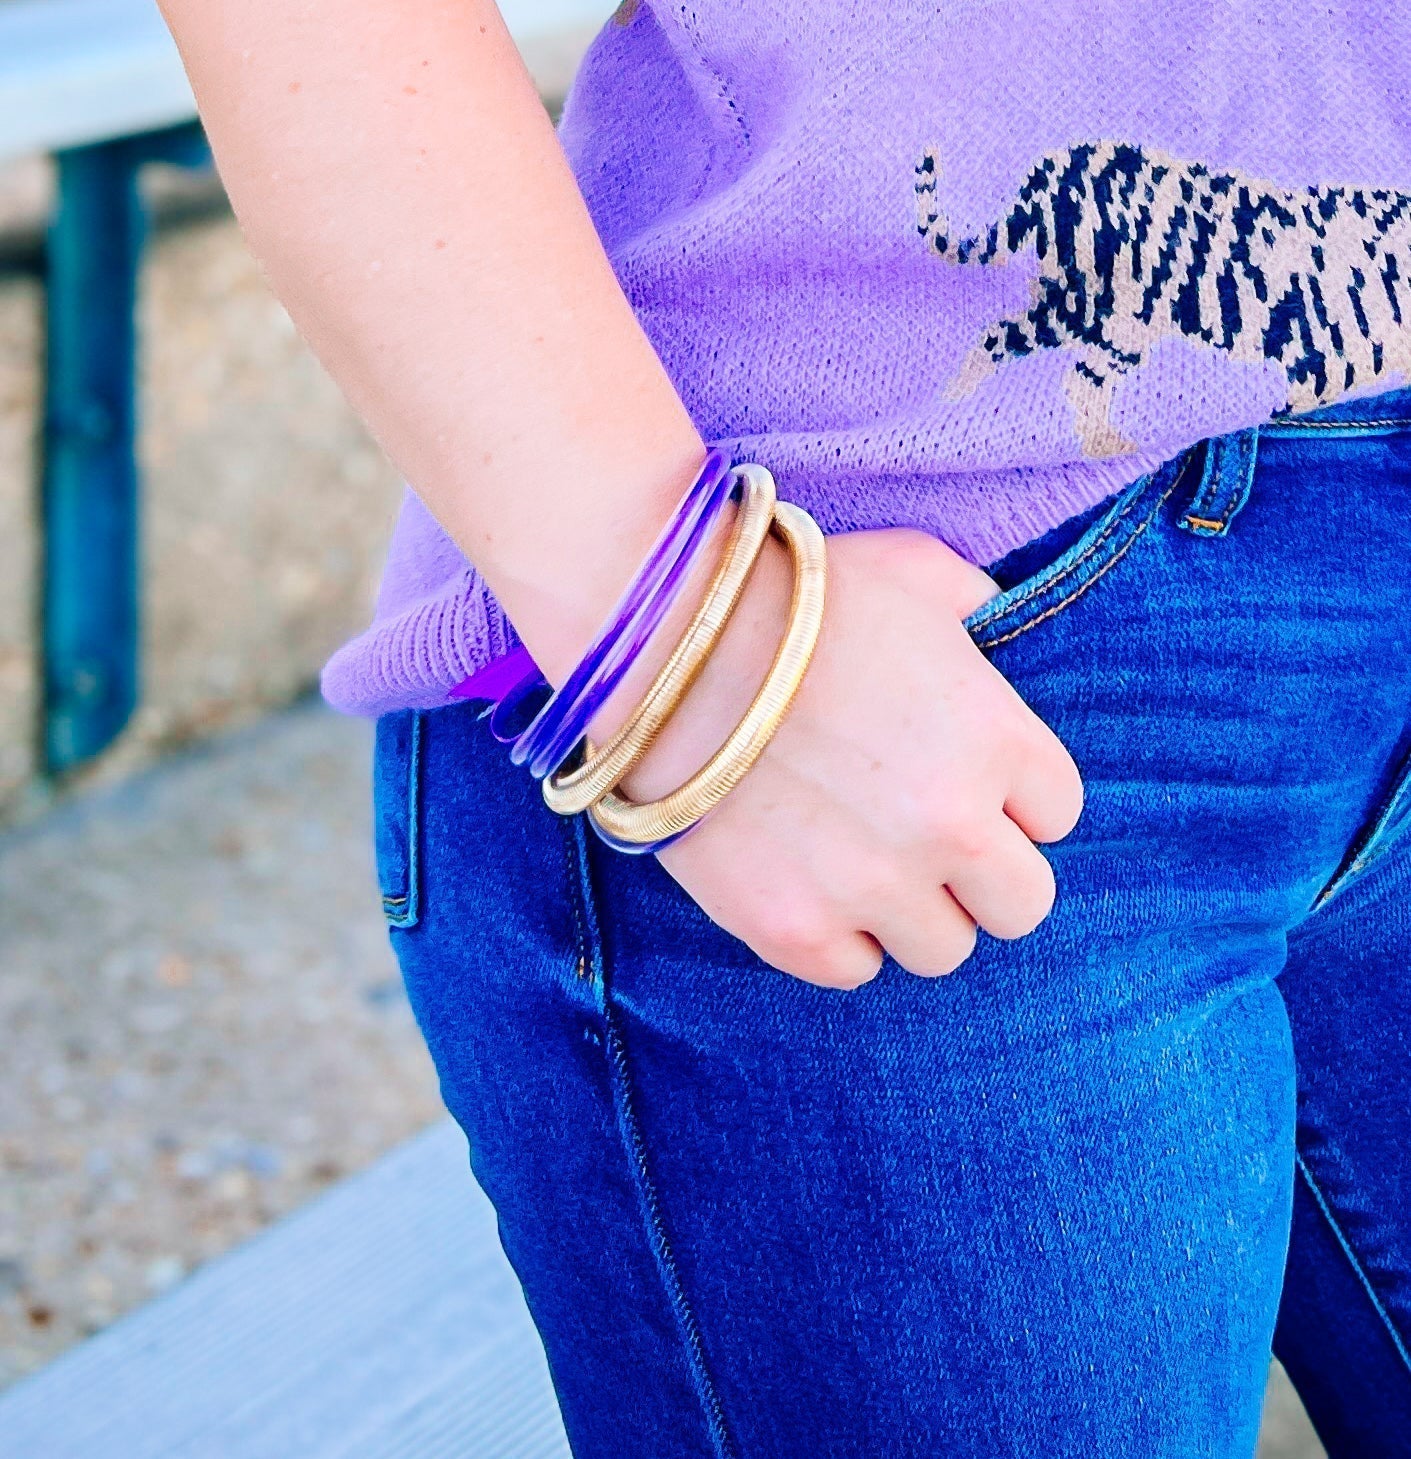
1207, 443, 1255, 533
974, 461, 1189, 649
1180, 431, 1258, 536
559, 815, 592, 982
1224, 457, 1256, 526
1312, 744, 1411, 910
1296, 1153, 1411, 1377
563, 817, 737, 1458
604, 1009, 737, 1459
383, 711, 422, 929
1183, 441, 1222, 524
1263, 417, 1411, 432
968, 476, 1156, 631
977, 501, 1165, 649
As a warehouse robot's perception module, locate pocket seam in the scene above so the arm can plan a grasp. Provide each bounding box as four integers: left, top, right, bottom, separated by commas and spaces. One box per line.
966, 451, 1195, 650
1312, 740, 1411, 911
382, 710, 423, 929
561, 812, 736, 1456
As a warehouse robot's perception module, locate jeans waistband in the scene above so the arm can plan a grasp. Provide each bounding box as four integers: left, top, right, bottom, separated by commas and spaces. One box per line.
1177, 382, 1411, 539
1261, 383, 1411, 436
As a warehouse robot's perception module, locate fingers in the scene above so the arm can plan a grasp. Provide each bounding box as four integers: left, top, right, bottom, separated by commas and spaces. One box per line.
733, 785, 1066, 990
943, 815, 1056, 940
865, 813, 1055, 977
749, 921, 885, 991
870, 884, 977, 977
1003, 722, 1084, 844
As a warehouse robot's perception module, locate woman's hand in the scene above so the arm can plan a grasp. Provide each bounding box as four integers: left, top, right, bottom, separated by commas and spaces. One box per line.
610, 526, 1084, 989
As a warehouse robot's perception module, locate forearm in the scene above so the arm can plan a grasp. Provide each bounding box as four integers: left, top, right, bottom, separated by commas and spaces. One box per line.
154, 0, 705, 680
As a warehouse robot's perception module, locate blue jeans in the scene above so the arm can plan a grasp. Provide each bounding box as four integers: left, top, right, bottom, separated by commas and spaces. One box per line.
373, 389, 1411, 1459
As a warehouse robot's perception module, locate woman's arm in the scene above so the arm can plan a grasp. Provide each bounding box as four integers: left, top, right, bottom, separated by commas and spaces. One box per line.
155, 0, 1084, 987
154, 0, 703, 682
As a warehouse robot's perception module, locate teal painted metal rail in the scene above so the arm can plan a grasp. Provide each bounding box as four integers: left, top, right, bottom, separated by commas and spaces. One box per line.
42, 121, 211, 773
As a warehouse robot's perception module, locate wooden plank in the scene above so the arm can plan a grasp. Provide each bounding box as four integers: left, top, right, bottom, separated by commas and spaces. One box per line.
0, 1121, 572, 1459
0, 0, 617, 164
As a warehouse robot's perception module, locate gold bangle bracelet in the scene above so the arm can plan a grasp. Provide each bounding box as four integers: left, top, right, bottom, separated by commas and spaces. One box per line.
588, 498, 827, 846
542, 465, 778, 817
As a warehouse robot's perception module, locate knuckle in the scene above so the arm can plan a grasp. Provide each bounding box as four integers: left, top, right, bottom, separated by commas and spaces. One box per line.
1033, 750, 1086, 843
814, 956, 883, 992
915, 785, 988, 855
761, 941, 881, 990
941, 813, 993, 868
1031, 788, 1083, 845
850, 858, 904, 908
989, 860, 1057, 940
758, 901, 830, 960
898, 918, 978, 979
742, 898, 885, 989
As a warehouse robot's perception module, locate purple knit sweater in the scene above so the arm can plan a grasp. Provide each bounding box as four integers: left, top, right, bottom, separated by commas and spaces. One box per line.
322, 0, 1411, 716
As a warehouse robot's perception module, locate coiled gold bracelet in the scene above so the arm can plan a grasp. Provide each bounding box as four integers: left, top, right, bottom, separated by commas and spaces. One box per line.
542, 464, 778, 817
586, 496, 827, 847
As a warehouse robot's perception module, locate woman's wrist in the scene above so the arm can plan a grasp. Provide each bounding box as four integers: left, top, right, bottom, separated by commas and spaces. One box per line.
482, 426, 713, 690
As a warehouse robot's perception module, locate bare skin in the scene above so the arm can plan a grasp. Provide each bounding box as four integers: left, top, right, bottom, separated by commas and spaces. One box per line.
154, 0, 1083, 989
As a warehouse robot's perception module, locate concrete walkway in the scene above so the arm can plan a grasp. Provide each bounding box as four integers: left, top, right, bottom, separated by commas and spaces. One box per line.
0, 700, 1323, 1454
0, 1121, 569, 1459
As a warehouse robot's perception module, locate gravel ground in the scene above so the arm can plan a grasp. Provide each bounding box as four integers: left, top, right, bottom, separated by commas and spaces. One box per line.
0, 700, 1322, 1454
0, 701, 441, 1388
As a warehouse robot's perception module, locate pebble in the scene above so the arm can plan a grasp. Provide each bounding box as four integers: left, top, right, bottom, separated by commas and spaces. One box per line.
143, 1258, 185, 1295
0, 1260, 25, 1299
129, 1003, 186, 1036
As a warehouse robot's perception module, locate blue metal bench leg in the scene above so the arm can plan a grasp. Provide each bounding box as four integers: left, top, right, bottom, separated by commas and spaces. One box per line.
41, 122, 209, 774
42, 139, 144, 772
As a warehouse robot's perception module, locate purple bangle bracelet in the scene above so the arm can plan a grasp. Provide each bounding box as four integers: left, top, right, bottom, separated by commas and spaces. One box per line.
514, 448, 735, 778
448, 448, 731, 718
447, 446, 737, 798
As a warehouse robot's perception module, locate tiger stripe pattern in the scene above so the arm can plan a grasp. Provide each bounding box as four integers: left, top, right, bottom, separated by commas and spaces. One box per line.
914, 142, 1411, 457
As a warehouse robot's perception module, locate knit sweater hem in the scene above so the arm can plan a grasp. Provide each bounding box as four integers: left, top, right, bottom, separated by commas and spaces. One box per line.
320, 449, 1155, 719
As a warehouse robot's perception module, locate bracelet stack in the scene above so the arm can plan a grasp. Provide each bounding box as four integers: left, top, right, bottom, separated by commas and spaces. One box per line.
450, 451, 827, 854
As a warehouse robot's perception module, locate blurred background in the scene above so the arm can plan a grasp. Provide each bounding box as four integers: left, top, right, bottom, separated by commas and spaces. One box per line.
0, 1, 1328, 1454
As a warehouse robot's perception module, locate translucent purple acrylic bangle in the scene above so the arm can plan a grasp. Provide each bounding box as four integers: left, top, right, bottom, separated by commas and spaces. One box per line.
587, 813, 692, 857
449, 449, 734, 729
484, 659, 551, 745
513, 448, 733, 776
511, 448, 736, 780
450, 646, 540, 709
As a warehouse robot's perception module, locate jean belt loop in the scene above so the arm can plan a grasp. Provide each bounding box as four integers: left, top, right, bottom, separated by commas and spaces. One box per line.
1177, 426, 1260, 538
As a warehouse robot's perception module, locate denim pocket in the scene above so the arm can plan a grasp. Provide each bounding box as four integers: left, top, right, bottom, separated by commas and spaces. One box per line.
963, 450, 1197, 651
1313, 740, 1411, 910
373, 709, 423, 929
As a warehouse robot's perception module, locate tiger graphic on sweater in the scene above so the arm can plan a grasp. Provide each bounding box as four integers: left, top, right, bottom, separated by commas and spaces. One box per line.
914, 142, 1411, 456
